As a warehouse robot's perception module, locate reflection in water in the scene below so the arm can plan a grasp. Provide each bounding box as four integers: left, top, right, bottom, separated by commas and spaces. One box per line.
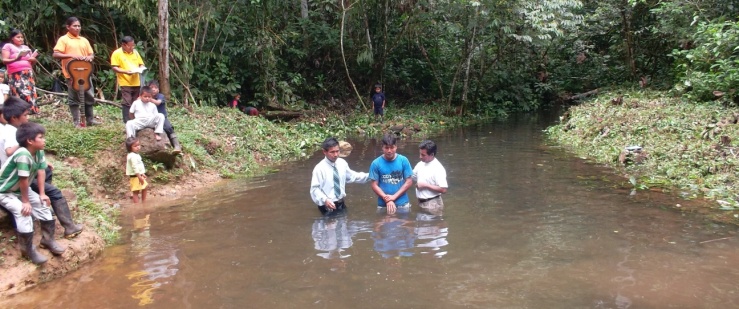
311, 212, 370, 260
415, 211, 449, 258
372, 210, 416, 259
126, 210, 181, 306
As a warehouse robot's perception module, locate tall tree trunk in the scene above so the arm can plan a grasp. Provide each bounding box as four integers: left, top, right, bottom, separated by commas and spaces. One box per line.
380, 0, 389, 85
416, 37, 445, 101
461, 20, 477, 114
158, 0, 172, 101
340, 0, 367, 109
620, 0, 637, 79
360, 0, 373, 54
300, 0, 309, 19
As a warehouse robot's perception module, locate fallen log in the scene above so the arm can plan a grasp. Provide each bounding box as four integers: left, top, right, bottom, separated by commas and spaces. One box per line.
37, 88, 122, 108
567, 88, 599, 102
262, 110, 303, 121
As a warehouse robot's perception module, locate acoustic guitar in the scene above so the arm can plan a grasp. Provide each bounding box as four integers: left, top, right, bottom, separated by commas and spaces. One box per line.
66, 59, 94, 126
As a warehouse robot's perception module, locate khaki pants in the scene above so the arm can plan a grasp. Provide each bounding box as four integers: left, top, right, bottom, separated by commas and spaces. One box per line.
0, 190, 52, 233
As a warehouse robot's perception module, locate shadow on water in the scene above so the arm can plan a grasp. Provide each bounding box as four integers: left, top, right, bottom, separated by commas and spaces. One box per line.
3, 111, 739, 309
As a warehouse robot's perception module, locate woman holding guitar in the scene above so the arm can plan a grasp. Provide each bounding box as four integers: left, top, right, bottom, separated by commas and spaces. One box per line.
1, 29, 40, 114
52, 17, 100, 127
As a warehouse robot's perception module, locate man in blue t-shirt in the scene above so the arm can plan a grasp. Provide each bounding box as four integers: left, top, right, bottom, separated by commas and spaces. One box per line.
369, 134, 413, 214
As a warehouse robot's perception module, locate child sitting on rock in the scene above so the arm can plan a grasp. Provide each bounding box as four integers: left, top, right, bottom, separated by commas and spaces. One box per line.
125, 86, 164, 141
147, 80, 181, 153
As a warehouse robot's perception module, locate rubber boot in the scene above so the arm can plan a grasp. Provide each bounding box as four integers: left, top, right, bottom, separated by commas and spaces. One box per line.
85, 104, 102, 126
70, 105, 83, 128
18, 231, 48, 264
169, 133, 182, 154
39, 220, 66, 255
51, 198, 83, 238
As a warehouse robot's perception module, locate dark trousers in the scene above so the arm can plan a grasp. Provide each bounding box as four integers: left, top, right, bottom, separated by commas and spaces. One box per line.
318, 200, 346, 215
120, 86, 140, 123
66, 78, 95, 106
30, 166, 63, 202
164, 118, 175, 135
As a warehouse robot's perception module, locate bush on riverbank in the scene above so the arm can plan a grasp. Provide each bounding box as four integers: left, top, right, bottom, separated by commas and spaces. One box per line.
546, 90, 739, 224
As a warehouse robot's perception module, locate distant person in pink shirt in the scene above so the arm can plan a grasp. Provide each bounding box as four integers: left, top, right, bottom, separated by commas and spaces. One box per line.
230, 94, 241, 108
1, 29, 39, 114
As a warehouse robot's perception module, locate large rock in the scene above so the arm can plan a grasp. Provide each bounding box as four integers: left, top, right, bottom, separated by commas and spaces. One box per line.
136, 128, 179, 168
339, 141, 353, 158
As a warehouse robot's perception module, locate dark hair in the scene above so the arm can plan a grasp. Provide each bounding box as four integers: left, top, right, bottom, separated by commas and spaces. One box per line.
65, 17, 79, 27
419, 140, 437, 156
125, 137, 139, 152
3, 97, 30, 122
374, 83, 382, 89
16, 122, 45, 148
321, 137, 339, 151
140, 86, 153, 94
121, 36, 134, 44
381, 133, 397, 146
147, 80, 159, 88
7, 28, 22, 42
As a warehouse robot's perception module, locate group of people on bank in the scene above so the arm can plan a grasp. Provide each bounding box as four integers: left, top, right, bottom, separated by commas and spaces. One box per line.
0, 16, 187, 264
310, 134, 448, 215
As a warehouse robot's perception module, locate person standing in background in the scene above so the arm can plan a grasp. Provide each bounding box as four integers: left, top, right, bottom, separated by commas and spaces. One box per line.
2, 29, 39, 113
53, 16, 99, 127
111, 36, 145, 123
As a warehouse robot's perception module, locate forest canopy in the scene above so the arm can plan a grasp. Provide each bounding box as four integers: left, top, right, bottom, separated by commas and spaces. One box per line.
0, 0, 737, 113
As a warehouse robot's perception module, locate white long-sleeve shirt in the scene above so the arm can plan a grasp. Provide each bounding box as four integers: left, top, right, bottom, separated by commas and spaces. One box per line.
310, 157, 369, 206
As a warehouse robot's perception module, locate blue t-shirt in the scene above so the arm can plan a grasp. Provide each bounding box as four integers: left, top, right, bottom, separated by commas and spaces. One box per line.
372, 92, 385, 108
369, 153, 413, 206
154, 93, 168, 117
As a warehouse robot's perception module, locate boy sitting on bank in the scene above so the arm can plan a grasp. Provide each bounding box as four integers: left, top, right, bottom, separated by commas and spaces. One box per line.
147, 81, 181, 153
3, 98, 83, 238
125, 86, 164, 141
0, 122, 65, 264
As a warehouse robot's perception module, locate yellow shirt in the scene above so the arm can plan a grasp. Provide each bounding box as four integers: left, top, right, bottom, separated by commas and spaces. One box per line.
110, 47, 144, 87
53, 33, 94, 79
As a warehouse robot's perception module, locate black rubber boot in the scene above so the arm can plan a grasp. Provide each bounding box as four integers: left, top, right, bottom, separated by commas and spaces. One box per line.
39, 220, 66, 255
51, 198, 83, 239
85, 104, 102, 126
169, 133, 182, 154
18, 231, 48, 264
70, 105, 82, 127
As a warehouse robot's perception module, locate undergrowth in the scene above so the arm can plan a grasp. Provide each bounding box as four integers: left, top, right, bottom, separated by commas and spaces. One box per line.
547, 89, 739, 218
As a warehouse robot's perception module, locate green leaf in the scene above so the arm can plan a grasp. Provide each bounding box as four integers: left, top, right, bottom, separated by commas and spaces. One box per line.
57, 1, 74, 13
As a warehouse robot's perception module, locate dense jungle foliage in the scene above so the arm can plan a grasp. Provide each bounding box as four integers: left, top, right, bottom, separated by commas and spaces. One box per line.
0, 0, 738, 112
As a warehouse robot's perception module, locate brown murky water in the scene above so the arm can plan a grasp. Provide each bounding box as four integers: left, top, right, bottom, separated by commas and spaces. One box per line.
3, 114, 739, 308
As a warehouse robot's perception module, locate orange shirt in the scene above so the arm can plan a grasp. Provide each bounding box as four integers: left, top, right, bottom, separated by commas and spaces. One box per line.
53, 33, 94, 79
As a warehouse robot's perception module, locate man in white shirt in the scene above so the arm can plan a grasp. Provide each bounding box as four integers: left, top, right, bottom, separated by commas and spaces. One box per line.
413, 140, 448, 214
310, 137, 369, 215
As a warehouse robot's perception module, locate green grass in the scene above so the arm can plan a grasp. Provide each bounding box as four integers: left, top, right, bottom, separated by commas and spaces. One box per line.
547, 89, 739, 213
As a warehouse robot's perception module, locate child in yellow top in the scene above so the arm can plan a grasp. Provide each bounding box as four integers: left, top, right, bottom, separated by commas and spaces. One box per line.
125, 137, 148, 203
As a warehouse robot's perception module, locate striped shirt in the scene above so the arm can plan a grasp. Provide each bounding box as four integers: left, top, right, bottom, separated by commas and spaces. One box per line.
0, 147, 47, 193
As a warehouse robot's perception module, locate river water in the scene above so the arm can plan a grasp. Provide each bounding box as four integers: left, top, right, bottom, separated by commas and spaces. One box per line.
3, 114, 739, 308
